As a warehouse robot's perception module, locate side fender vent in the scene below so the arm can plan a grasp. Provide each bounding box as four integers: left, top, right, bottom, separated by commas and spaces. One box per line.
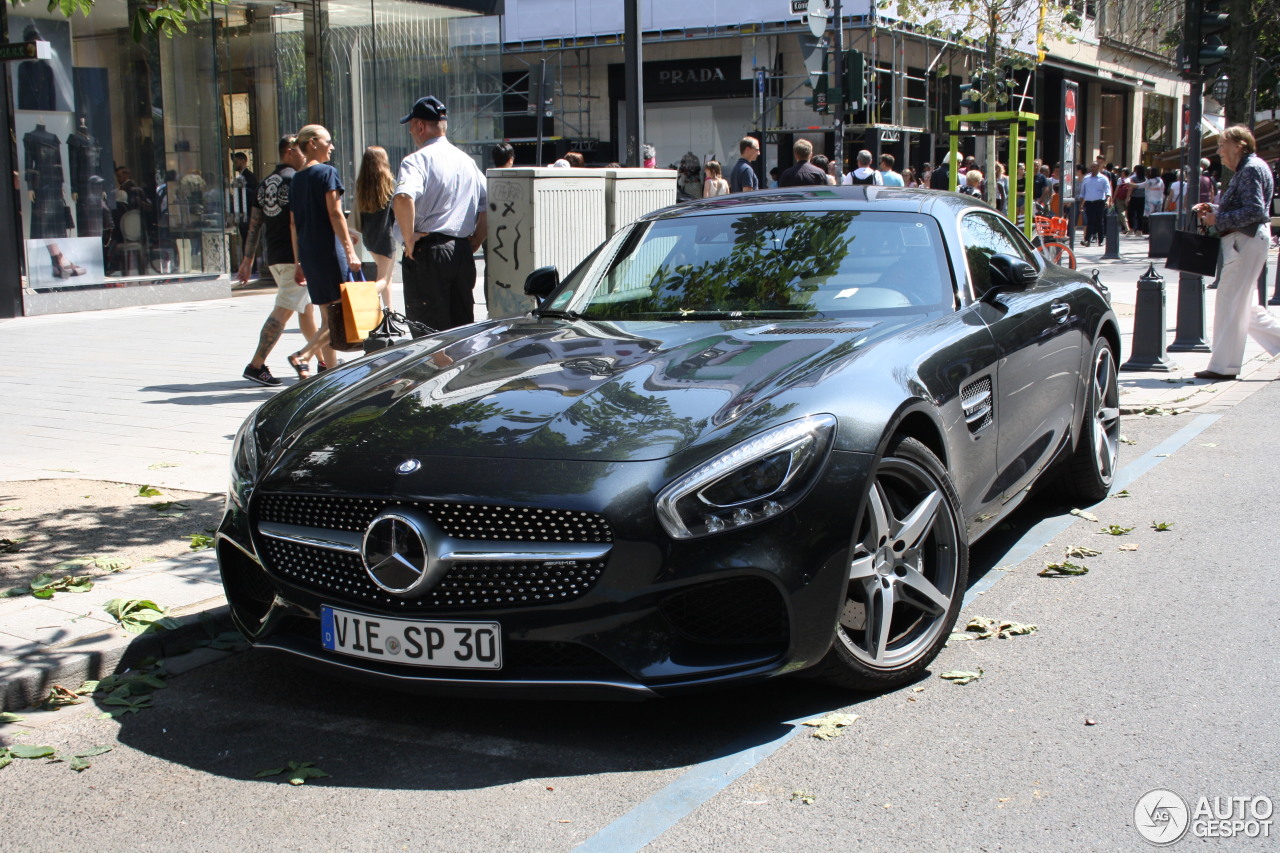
960, 376, 993, 433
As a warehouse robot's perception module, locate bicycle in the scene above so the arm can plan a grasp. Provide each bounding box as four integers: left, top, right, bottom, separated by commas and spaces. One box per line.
1032, 215, 1077, 270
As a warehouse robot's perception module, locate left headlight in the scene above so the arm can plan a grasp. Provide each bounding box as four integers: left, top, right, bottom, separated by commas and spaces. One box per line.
655, 415, 837, 540
227, 414, 261, 508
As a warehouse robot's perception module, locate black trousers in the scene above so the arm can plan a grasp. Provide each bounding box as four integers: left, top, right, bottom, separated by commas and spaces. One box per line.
1083, 199, 1106, 244
402, 235, 475, 331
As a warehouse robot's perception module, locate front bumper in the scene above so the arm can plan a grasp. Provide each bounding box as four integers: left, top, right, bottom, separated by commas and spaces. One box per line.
217, 450, 871, 698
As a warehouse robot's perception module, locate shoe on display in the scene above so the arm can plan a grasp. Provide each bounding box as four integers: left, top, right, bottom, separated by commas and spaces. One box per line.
243, 364, 282, 387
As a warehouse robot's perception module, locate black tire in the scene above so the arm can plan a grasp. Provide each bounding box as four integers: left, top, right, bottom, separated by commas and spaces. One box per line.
807, 436, 968, 692
1056, 337, 1120, 503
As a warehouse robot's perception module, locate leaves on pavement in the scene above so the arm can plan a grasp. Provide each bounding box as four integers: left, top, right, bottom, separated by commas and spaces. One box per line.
0, 712, 25, 723
1151, 521, 1174, 531
136, 485, 163, 498
256, 761, 331, 785
0, 537, 25, 553
1069, 509, 1098, 522
940, 669, 984, 685
1100, 524, 1134, 536
1118, 543, 1139, 551
1065, 545, 1102, 558
801, 713, 860, 740
103, 598, 182, 634
790, 790, 816, 805
1039, 561, 1089, 577
188, 530, 215, 550
147, 462, 179, 469
963, 617, 1038, 640
4, 571, 95, 600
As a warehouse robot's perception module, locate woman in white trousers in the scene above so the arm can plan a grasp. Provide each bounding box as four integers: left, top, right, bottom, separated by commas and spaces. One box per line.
1193, 125, 1280, 380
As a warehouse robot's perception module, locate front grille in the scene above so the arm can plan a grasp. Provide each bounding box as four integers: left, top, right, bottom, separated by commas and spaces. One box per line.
257, 494, 613, 543
659, 577, 789, 645
261, 537, 606, 611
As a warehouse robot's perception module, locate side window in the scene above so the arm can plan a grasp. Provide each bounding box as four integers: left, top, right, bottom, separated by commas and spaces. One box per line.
960, 212, 1034, 297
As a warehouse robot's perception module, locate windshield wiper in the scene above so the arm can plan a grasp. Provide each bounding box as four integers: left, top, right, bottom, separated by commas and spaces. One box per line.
648, 310, 815, 321
534, 308, 583, 320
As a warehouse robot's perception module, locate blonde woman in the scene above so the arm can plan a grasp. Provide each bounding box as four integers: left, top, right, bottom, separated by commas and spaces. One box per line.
288, 124, 359, 372
959, 168, 984, 198
703, 161, 729, 197
354, 145, 398, 310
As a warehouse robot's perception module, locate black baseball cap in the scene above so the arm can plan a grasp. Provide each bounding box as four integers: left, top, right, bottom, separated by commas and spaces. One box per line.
400, 96, 447, 124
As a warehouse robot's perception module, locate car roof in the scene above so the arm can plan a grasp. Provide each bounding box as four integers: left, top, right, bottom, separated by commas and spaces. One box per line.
642, 186, 991, 222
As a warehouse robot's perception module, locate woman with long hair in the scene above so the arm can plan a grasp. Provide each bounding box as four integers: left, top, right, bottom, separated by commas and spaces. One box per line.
354, 145, 398, 310
287, 124, 359, 373
703, 161, 729, 197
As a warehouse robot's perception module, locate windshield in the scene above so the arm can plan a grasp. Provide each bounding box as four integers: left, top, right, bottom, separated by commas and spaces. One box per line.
546, 210, 954, 321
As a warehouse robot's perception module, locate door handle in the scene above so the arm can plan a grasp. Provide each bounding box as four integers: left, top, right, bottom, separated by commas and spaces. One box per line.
1050, 302, 1070, 323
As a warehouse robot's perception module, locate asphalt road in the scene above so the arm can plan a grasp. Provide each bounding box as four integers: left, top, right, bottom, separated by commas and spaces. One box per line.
0, 394, 1275, 853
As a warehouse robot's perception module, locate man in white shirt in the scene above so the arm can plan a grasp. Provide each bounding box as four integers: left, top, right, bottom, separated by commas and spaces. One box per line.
393, 96, 488, 331
1079, 161, 1112, 246
843, 149, 882, 186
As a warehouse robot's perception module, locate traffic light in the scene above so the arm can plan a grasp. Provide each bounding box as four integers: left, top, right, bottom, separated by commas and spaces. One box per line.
1198, 0, 1229, 71
959, 71, 985, 110
843, 49, 865, 111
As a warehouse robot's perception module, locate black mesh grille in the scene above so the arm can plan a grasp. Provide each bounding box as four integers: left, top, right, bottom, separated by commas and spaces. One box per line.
260, 538, 606, 611
659, 577, 789, 645
257, 493, 613, 543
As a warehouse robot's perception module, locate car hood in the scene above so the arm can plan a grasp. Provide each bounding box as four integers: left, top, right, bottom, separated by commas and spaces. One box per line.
269, 316, 907, 463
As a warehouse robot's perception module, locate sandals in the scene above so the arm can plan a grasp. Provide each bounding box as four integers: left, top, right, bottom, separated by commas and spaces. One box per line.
287, 353, 311, 380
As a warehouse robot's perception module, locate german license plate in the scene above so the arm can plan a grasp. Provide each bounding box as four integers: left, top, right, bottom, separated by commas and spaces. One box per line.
320, 606, 502, 670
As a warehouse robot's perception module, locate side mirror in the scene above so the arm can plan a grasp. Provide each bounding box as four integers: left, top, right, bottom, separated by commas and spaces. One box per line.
523, 266, 560, 301
988, 253, 1039, 293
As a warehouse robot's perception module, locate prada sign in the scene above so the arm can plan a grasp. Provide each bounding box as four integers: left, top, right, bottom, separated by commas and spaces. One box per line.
636, 56, 746, 99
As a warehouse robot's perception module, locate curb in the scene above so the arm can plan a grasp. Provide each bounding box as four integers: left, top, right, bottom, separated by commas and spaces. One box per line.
0, 597, 235, 712
1118, 356, 1280, 415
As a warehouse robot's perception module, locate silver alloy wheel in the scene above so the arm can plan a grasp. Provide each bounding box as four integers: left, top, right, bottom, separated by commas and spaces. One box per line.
839, 454, 962, 669
1090, 344, 1121, 484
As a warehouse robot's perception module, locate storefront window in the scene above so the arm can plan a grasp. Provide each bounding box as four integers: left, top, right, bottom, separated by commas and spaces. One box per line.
1142, 93, 1176, 160
15, 1, 496, 296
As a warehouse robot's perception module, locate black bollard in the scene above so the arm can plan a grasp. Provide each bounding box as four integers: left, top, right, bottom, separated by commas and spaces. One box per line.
1101, 208, 1121, 260
1168, 270, 1211, 352
1121, 263, 1175, 372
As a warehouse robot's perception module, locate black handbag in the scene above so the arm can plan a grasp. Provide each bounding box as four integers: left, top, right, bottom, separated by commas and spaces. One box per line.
1165, 228, 1220, 277
363, 308, 435, 354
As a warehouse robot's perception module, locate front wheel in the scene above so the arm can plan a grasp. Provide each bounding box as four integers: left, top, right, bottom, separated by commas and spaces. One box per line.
808, 436, 968, 691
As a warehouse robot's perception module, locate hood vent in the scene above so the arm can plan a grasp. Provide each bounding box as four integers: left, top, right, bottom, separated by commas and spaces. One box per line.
753, 325, 870, 336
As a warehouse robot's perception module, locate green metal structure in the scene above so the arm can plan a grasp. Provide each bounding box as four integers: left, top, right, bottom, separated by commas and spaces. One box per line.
945, 111, 1039, 239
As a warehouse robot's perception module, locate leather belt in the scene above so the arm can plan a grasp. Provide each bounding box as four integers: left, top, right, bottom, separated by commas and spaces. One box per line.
418, 232, 463, 246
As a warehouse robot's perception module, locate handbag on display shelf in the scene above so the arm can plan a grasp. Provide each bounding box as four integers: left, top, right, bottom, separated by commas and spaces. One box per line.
326, 269, 382, 351
363, 308, 435, 354
1165, 228, 1220, 278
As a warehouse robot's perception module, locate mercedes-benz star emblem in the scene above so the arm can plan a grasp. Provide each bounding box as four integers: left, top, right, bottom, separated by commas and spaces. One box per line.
362, 513, 430, 595
396, 459, 421, 475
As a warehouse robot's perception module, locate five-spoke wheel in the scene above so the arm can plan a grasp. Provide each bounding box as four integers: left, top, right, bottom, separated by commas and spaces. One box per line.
812, 436, 968, 690
1058, 338, 1120, 502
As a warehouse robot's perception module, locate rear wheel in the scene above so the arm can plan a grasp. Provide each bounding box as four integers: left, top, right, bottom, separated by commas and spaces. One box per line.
808, 436, 968, 691
1057, 337, 1120, 502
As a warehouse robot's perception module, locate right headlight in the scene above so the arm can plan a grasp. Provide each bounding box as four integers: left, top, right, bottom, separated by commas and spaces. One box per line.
655, 415, 837, 540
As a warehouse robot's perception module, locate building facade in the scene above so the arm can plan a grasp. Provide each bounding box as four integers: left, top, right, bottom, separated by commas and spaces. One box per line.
7, 0, 1191, 316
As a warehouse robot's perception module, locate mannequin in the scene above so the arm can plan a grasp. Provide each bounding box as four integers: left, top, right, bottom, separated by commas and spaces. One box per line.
17, 25, 55, 111
23, 118, 67, 239
67, 117, 103, 237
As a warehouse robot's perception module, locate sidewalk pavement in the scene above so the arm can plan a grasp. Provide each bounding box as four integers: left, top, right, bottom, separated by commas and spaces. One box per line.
1, 238, 1277, 709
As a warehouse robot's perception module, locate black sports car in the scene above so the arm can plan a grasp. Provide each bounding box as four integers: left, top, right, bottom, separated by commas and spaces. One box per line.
218, 187, 1120, 699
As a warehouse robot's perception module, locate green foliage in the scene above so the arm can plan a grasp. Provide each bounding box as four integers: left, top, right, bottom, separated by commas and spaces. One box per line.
256, 761, 330, 786
103, 598, 182, 634
10, 0, 226, 42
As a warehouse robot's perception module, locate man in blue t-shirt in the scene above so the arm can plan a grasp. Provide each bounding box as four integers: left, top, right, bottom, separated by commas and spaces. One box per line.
729, 137, 760, 193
